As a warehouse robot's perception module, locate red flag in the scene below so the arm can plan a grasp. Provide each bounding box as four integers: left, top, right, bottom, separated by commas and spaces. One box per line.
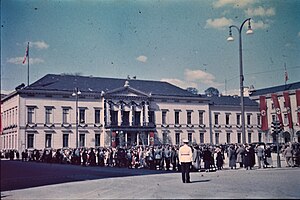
283, 92, 293, 129
284, 70, 288, 83
296, 90, 300, 126
271, 93, 283, 128
22, 45, 29, 64
259, 96, 268, 131
111, 131, 116, 148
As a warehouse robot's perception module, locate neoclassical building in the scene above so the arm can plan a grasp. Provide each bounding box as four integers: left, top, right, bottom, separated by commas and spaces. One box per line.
1, 74, 264, 152
249, 81, 300, 143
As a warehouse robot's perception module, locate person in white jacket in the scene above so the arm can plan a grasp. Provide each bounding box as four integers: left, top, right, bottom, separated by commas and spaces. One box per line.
179, 139, 193, 183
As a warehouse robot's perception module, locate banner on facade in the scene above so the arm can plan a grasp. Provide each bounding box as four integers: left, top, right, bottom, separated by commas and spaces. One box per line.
259, 96, 268, 131
271, 93, 283, 128
283, 91, 293, 129
149, 132, 154, 145
111, 131, 116, 148
296, 90, 300, 126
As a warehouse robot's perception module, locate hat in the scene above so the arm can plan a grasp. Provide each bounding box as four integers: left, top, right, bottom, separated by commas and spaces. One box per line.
182, 139, 189, 143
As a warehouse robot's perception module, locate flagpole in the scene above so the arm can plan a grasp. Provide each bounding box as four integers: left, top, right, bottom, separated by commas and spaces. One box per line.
27, 42, 30, 86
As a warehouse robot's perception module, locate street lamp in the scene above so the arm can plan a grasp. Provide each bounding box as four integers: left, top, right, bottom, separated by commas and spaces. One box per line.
72, 87, 81, 148
227, 18, 253, 144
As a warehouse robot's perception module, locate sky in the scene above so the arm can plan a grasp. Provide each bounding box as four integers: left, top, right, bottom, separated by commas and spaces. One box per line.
1, 0, 300, 96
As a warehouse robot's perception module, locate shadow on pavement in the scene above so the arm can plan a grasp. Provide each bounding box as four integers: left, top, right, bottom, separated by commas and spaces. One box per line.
1, 160, 177, 192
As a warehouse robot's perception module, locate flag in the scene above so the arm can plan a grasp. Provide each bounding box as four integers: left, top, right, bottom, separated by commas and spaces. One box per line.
259, 96, 268, 131
283, 92, 293, 129
284, 70, 288, 82
284, 63, 289, 83
296, 90, 300, 126
271, 93, 283, 128
22, 43, 29, 64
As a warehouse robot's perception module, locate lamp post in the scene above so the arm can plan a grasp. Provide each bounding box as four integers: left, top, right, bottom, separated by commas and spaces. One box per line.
227, 18, 253, 144
72, 87, 81, 148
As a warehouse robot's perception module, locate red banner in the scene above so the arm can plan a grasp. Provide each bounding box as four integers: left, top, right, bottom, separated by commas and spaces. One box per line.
283, 92, 293, 129
296, 90, 300, 126
111, 131, 116, 148
271, 93, 283, 128
259, 96, 268, 131
149, 131, 154, 146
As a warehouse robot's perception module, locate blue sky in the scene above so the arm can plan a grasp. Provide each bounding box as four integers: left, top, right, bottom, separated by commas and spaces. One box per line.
1, 0, 300, 95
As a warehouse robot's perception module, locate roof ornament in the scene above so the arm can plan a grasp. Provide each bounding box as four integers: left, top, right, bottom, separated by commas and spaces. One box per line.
124, 80, 130, 87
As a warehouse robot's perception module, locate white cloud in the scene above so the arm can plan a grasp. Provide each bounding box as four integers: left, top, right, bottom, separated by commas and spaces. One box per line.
213, 0, 256, 8
205, 17, 233, 29
26, 40, 49, 49
251, 20, 270, 29
7, 57, 45, 65
160, 78, 197, 90
184, 69, 223, 88
136, 55, 148, 63
245, 6, 275, 17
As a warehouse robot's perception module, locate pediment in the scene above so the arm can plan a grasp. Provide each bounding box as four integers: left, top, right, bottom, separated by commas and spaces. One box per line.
105, 86, 150, 98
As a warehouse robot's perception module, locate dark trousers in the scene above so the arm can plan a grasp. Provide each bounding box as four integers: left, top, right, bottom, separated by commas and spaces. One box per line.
181, 162, 191, 183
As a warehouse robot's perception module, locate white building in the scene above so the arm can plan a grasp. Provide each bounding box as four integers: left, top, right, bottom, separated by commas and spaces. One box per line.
249, 81, 300, 143
1, 74, 263, 152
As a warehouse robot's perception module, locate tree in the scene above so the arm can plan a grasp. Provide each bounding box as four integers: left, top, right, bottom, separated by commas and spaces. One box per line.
186, 87, 198, 95
205, 87, 219, 96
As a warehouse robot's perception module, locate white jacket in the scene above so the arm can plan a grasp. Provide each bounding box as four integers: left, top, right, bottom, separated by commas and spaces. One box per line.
179, 144, 193, 163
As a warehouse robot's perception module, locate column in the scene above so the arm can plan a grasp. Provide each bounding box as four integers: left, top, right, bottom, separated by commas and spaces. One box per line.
137, 132, 139, 145
118, 104, 122, 126
140, 103, 144, 126
145, 102, 149, 125
129, 104, 133, 126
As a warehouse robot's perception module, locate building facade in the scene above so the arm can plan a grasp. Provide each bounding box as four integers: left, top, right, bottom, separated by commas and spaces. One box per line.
249, 81, 300, 143
1, 74, 264, 152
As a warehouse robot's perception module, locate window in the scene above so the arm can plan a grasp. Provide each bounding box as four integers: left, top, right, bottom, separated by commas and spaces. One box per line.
214, 113, 219, 125
162, 111, 167, 124
200, 132, 204, 144
237, 132, 241, 144
258, 132, 262, 142
134, 111, 141, 126
45, 107, 53, 124
272, 115, 276, 122
188, 132, 192, 143
248, 132, 252, 143
175, 132, 180, 145
226, 132, 231, 144
148, 111, 155, 124
215, 132, 219, 144
175, 111, 180, 124
225, 114, 230, 125
62, 108, 70, 124
122, 111, 130, 126
257, 114, 261, 126
284, 113, 288, 125
79, 108, 86, 123
63, 134, 69, 148
27, 134, 34, 148
95, 134, 100, 147
27, 107, 35, 124
79, 134, 85, 147
187, 111, 192, 125
45, 134, 52, 148
247, 114, 251, 125
110, 111, 118, 125
95, 109, 101, 124
163, 131, 168, 144
199, 111, 204, 124
237, 114, 241, 125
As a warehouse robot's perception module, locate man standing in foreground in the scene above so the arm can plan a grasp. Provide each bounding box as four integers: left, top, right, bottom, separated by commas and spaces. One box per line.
179, 139, 193, 183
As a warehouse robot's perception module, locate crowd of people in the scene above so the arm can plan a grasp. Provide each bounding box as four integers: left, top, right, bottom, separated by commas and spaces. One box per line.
1, 142, 300, 171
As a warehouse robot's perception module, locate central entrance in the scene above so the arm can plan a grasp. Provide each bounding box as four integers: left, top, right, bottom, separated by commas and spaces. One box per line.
114, 131, 149, 147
